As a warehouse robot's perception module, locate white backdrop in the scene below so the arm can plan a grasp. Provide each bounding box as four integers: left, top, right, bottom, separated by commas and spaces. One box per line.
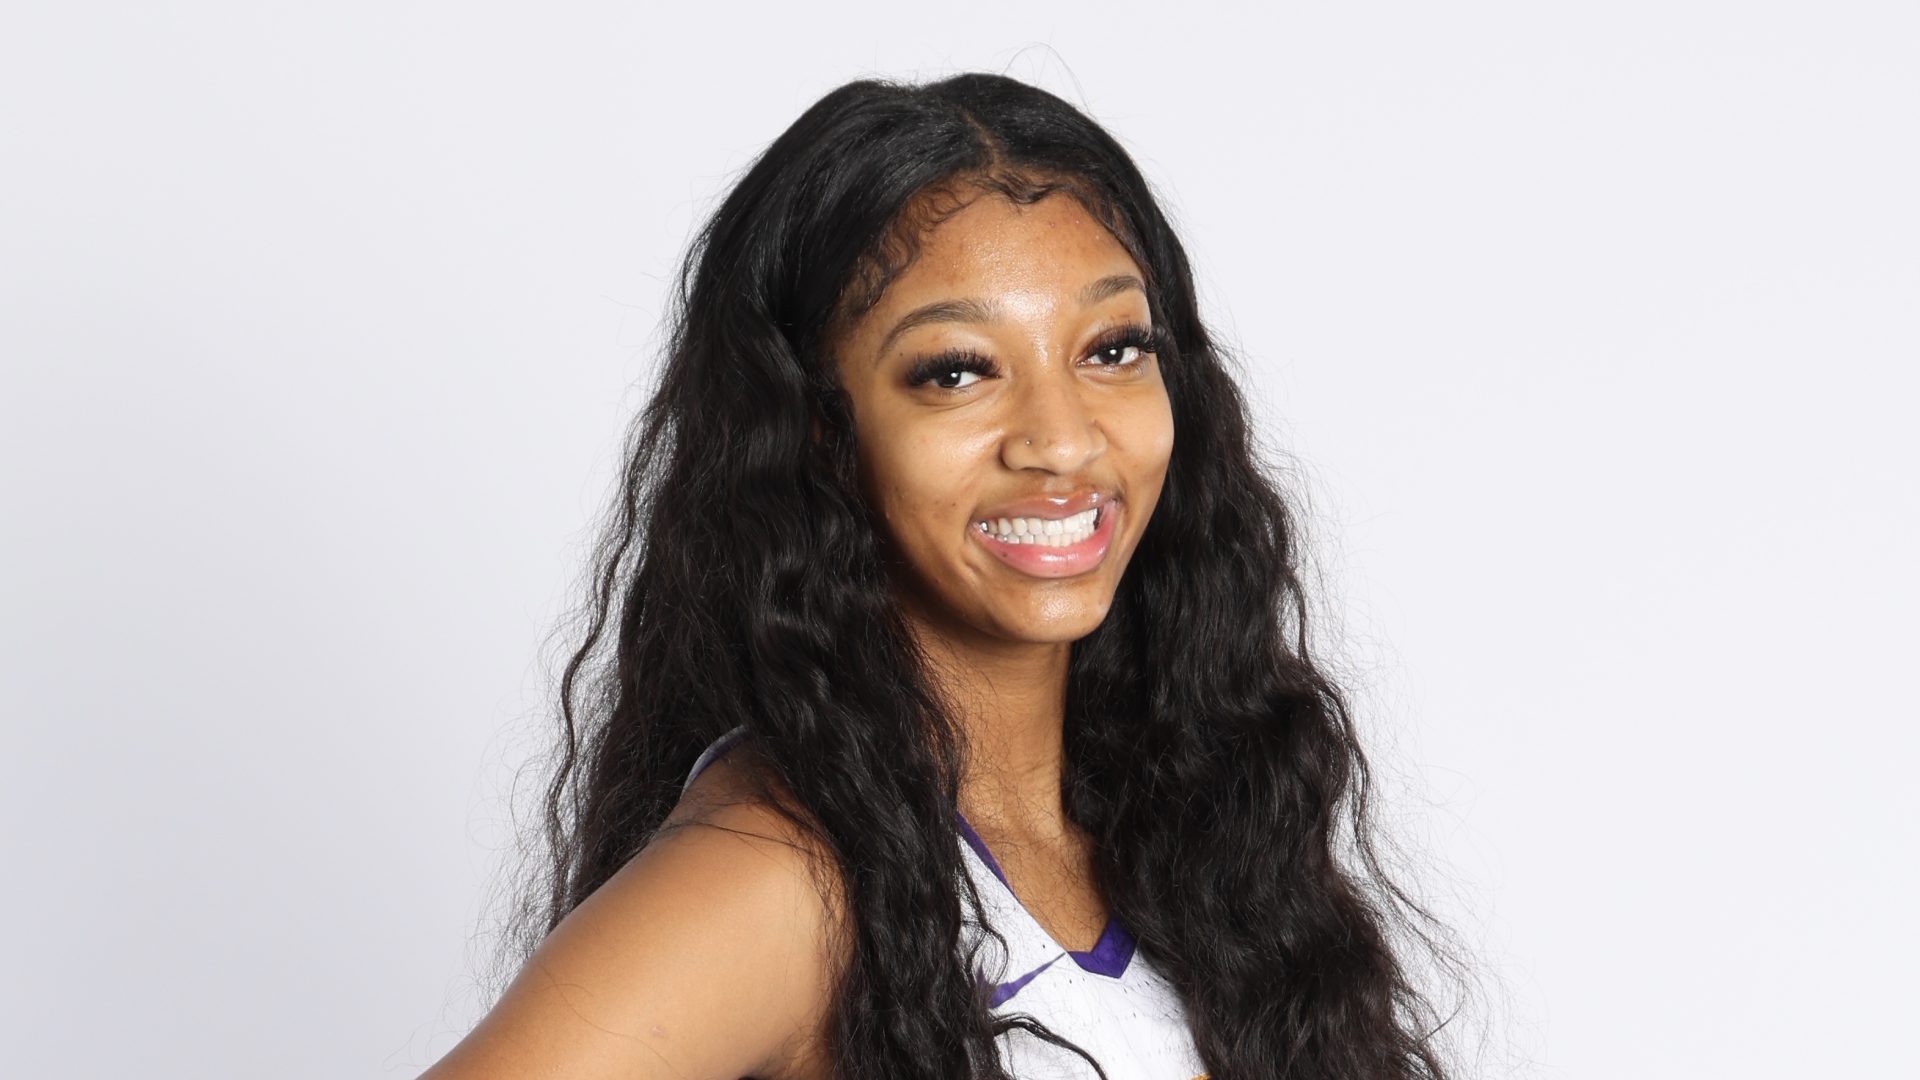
4, 2, 1914, 1077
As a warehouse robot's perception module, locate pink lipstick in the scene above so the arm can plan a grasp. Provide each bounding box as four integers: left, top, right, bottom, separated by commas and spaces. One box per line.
968, 498, 1120, 579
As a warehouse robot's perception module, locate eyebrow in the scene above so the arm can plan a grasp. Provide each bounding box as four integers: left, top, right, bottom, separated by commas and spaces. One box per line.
872, 273, 1147, 361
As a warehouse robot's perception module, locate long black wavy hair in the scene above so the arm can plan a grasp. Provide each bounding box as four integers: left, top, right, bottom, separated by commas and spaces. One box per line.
509, 71, 1466, 1079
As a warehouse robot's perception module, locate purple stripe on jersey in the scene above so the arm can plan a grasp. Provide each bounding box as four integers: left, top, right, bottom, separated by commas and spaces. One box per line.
1066, 916, 1137, 977
954, 809, 1136, 980
988, 955, 1061, 1007
682, 727, 751, 792
952, 810, 1012, 887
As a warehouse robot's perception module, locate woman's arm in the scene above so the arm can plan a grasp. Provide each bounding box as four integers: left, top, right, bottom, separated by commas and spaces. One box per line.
420, 757, 839, 1080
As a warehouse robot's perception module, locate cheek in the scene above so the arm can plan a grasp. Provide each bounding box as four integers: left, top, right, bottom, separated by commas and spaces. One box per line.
1116, 388, 1177, 480
862, 423, 978, 543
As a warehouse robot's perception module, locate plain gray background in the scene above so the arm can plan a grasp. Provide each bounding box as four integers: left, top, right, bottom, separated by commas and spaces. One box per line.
4, 2, 1914, 1077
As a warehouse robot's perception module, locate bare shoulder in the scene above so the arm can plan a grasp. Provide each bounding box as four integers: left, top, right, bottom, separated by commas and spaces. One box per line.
421, 749, 842, 1080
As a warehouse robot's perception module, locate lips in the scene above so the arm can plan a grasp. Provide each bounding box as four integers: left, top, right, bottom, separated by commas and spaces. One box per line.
971, 487, 1112, 526
967, 497, 1120, 579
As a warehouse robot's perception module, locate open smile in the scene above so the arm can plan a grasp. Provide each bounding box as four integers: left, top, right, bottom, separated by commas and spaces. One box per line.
967, 501, 1120, 579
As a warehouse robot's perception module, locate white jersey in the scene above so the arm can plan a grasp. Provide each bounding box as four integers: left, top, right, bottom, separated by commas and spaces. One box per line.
683, 727, 1209, 1080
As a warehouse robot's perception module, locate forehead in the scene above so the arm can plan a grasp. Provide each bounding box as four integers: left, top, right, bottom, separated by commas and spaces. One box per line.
883, 188, 1135, 298
837, 188, 1144, 347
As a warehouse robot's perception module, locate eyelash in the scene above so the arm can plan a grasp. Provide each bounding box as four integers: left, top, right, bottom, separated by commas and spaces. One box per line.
904, 323, 1169, 392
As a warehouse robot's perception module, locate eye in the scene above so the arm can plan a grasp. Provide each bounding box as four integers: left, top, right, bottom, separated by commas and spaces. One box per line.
1084, 324, 1166, 369
902, 325, 1166, 392
904, 350, 996, 392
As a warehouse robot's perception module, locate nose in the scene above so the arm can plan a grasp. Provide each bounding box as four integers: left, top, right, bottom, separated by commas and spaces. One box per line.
1001, 365, 1107, 474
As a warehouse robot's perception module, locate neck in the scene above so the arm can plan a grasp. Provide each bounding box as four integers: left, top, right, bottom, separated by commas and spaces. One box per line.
908, 614, 1074, 840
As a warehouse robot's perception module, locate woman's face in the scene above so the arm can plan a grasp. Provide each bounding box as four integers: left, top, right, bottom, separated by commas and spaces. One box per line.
829, 189, 1175, 650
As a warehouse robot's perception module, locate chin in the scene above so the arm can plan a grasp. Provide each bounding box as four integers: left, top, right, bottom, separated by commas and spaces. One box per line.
998, 596, 1115, 643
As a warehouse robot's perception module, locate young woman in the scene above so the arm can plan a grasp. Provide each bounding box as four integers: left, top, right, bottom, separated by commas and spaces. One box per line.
422, 72, 1458, 1080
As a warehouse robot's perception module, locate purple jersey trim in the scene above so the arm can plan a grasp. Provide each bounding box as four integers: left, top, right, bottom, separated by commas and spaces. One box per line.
1066, 916, 1137, 977
987, 954, 1061, 1007
681, 726, 752, 794
953, 810, 1012, 887
953, 809, 1135, 981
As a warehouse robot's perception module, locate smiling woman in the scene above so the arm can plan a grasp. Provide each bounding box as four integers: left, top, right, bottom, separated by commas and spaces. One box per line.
833, 192, 1173, 642
420, 72, 1463, 1080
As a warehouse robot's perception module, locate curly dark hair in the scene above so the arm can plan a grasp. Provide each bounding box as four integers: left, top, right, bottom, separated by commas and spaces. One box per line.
507, 71, 1467, 1079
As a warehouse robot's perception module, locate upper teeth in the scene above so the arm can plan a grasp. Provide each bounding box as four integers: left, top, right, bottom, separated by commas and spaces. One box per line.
975, 508, 1099, 546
